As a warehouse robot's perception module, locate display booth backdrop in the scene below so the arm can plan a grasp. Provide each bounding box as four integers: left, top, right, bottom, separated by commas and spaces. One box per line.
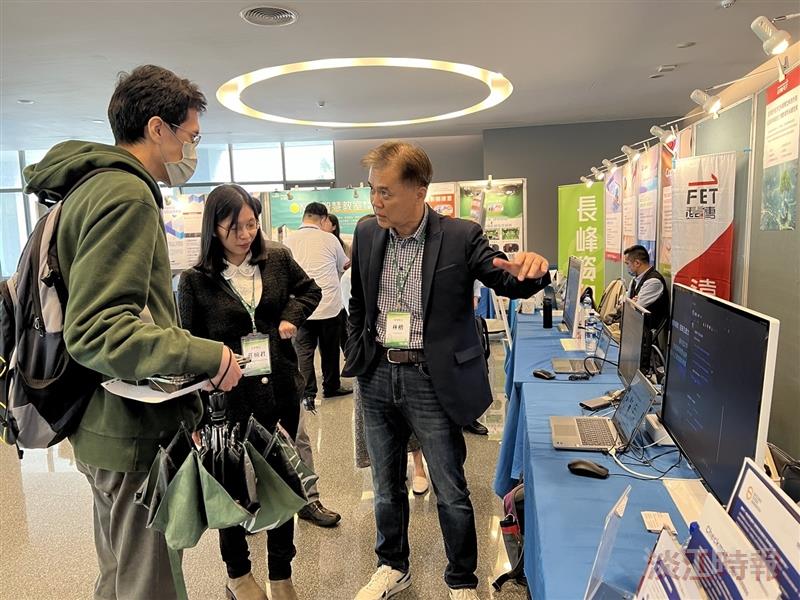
558, 181, 605, 297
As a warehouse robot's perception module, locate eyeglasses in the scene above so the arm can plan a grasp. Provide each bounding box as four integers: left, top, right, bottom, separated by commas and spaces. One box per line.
168, 122, 202, 144
218, 220, 260, 235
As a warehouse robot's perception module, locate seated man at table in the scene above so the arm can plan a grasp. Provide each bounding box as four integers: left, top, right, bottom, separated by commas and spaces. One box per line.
623, 245, 669, 371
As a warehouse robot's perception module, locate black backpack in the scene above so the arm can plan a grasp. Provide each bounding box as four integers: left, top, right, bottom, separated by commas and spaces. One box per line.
0, 168, 121, 451
493, 482, 529, 595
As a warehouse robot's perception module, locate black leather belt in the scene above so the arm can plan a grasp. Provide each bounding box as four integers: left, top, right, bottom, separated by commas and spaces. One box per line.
381, 347, 426, 365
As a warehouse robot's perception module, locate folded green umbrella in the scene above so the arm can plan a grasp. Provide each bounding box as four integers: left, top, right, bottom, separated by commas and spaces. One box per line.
135, 419, 311, 599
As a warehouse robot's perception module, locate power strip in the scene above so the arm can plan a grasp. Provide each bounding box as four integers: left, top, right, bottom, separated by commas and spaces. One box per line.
645, 414, 675, 446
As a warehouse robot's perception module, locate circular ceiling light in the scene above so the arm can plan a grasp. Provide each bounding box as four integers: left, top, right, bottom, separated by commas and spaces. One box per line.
217, 57, 513, 128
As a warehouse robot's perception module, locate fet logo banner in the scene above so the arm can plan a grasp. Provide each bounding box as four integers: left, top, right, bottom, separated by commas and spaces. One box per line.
671, 152, 736, 299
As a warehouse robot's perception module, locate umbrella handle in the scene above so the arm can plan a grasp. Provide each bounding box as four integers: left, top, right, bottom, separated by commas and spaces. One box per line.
208, 391, 228, 426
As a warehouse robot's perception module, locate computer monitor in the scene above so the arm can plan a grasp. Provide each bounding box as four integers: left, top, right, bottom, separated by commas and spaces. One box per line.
661, 284, 780, 504
562, 256, 583, 338
617, 298, 648, 387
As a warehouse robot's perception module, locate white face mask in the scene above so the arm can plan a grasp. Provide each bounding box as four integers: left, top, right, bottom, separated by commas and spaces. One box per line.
161, 124, 198, 186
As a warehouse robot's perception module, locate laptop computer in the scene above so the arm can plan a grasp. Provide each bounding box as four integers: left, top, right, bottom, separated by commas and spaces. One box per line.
549, 371, 657, 452
551, 325, 613, 375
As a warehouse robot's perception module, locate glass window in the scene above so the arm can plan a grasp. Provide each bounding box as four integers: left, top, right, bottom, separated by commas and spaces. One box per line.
23, 149, 48, 167
1, 193, 26, 277
1, 151, 22, 189
284, 141, 334, 181
232, 143, 283, 182
240, 183, 284, 194
186, 144, 230, 184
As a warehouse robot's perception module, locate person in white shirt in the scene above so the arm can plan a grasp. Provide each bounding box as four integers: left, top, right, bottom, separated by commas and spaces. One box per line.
284, 202, 349, 528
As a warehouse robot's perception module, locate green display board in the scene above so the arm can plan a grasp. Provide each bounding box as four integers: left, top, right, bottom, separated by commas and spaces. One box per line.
268, 188, 373, 238
558, 182, 605, 296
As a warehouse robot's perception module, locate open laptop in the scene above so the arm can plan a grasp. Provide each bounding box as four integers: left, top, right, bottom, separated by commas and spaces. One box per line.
550, 371, 656, 452
551, 325, 613, 375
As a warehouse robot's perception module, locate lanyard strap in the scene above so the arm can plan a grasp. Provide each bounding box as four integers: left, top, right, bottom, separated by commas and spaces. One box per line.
228, 272, 258, 333
390, 231, 425, 310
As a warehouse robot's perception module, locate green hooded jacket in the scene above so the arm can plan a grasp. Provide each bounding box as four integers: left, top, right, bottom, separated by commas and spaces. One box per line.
23, 141, 222, 472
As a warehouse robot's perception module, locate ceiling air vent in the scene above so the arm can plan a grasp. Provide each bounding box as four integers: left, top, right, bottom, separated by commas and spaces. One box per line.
240, 6, 298, 27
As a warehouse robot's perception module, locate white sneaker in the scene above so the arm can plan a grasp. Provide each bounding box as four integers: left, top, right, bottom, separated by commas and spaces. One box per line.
448, 588, 480, 600
354, 566, 411, 599
412, 474, 429, 495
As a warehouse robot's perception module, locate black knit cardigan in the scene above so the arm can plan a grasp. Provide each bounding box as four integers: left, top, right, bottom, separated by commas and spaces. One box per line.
177, 242, 321, 428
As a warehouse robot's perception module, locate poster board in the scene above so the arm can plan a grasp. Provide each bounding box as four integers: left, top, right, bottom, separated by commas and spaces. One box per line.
637, 146, 659, 263
458, 178, 526, 262
162, 194, 205, 270
558, 181, 605, 296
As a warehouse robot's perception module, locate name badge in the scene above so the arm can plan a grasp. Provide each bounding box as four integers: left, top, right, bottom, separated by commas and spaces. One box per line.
240, 333, 271, 376
385, 312, 412, 348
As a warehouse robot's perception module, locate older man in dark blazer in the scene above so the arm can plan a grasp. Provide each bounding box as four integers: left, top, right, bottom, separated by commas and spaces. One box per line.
344, 142, 550, 600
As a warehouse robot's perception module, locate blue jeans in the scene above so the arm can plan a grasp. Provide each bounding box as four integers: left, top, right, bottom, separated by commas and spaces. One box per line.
359, 357, 479, 589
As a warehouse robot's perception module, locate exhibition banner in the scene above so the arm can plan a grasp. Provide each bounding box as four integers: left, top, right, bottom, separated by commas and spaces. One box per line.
671, 152, 736, 299
658, 146, 674, 277
677, 126, 694, 159
458, 179, 526, 261
558, 182, 605, 296
621, 161, 638, 252
425, 182, 458, 218
268, 188, 373, 240
761, 66, 799, 231
162, 194, 205, 270
604, 169, 622, 262
637, 146, 659, 263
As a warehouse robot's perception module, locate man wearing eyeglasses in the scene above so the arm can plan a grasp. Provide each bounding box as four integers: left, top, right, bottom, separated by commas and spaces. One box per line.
284, 201, 349, 528
23, 65, 242, 600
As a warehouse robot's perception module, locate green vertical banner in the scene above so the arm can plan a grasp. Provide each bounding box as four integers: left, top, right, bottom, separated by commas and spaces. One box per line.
558, 182, 605, 297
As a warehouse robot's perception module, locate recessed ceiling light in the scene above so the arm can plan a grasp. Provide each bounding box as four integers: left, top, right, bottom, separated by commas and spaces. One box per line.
17, 99, 34, 104
649, 74, 665, 79
217, 57, 514, 128
676, 41, 696, 48
91, 119, 105, 124
657, 65, 677, 73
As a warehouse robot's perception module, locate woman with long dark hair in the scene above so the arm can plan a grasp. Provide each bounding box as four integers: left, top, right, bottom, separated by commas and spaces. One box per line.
178, 184, 321, 600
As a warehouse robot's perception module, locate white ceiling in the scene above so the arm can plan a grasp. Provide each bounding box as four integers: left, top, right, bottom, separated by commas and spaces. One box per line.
2, 0, 799, 150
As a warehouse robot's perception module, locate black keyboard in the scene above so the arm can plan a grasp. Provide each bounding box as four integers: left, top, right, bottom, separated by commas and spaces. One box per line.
575, 418, 616, 447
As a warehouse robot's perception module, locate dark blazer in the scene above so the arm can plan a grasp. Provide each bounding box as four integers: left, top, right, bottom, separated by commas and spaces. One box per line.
343, 209, 550, 425
178, 242, 321, 428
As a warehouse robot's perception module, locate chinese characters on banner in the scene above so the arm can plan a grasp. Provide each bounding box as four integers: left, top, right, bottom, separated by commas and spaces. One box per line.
761, 66, 799, 231
637, 146, 659, 263
658, 146, 674, 277
604, 169, 623, 262
425, 182, 458, 218
671, 152, 736, 299
268, 188, 374, 241
558, 182, 605, 296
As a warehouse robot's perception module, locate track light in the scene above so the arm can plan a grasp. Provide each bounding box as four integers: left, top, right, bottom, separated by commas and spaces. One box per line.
580, 176, 593, 187
591, 167, 605, 181
621, 145, 641, 163
602, 159, 618, 175
650, 125, 676, 144
690, 89, 722, 115
751, 16, 792, 56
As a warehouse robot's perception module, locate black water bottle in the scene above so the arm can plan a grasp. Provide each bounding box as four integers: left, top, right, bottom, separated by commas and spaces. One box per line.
543, 297, 553, 329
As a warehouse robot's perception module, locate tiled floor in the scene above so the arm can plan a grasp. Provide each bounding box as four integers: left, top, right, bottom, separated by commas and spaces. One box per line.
0, 341, 527, 600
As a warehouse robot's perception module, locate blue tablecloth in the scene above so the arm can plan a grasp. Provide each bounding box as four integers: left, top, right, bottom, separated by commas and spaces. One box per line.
494, 312, 621, 497
520, 382, 697, 600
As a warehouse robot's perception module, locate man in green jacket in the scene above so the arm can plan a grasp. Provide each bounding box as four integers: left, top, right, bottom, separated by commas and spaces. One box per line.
23, 65, 243, 600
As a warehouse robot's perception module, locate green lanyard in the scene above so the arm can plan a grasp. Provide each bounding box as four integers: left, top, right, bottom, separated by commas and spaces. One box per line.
389, 231, 425, 310
228, 272, 258, 333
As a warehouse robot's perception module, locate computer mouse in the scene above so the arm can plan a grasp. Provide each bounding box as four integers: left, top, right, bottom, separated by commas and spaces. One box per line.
567, 459, 609, 479
532, 369, 556, 380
